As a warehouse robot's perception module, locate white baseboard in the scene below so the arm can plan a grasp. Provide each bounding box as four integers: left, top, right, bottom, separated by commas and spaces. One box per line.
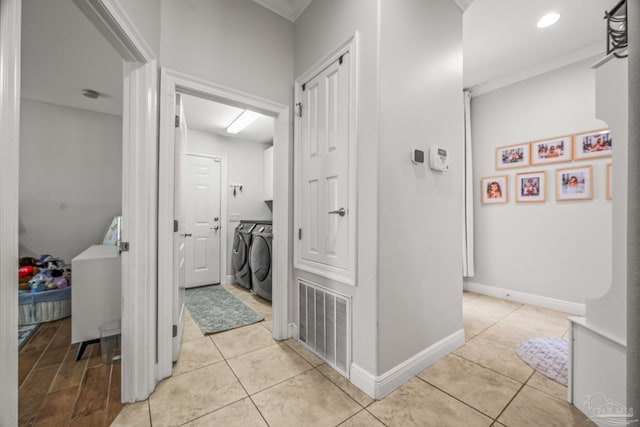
350, 329, 465, 400
288, 323, 297, 340
224, 274, 235, 285
464, 281, 586, 315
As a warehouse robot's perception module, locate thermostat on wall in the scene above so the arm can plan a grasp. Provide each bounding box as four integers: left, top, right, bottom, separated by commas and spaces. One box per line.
429, 146, 449, 171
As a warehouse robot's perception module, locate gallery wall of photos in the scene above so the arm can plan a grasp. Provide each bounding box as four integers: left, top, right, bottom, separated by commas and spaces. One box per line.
481, 128, 612, 205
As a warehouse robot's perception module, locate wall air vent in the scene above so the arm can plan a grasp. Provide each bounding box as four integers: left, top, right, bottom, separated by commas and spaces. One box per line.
298, 280, 350, 377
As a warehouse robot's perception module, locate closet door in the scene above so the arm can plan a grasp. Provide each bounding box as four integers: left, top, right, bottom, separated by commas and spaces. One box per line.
295, 46, 356, 285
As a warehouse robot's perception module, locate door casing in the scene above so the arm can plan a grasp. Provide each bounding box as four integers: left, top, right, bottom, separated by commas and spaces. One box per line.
158, 68, 291, 379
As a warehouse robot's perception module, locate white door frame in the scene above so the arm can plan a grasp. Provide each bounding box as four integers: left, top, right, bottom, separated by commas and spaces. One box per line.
0, 1, 23, 424
0, 2, 158, 422
186, 151, 228, 286
158, 68, 291, 378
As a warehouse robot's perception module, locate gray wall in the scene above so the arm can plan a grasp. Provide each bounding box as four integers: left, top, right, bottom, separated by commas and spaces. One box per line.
376, 0, 464, 373
160, 0, 294, 107
295, 0, 465, 376
468, 58, 612, 304
19, 99, 122, 263
187, 129, 273, 278
295, 0, 380, 375
118, 0, 161, 57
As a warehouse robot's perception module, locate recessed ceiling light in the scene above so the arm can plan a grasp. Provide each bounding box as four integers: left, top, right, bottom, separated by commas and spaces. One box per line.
537, 12, 560, 29
226, 110, 261, 134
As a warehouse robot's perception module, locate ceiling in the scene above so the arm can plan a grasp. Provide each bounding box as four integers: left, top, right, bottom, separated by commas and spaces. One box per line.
181, 94, 274, 144
21, 0, 123, 116
20, 0, 617, 118
464, 0, 614, 91
252, 0, 312, 22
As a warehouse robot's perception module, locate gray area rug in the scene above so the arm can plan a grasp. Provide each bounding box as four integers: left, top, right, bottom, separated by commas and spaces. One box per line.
18, 323, 39, 350
516, 338, 568, 386
185, 285, 263, 335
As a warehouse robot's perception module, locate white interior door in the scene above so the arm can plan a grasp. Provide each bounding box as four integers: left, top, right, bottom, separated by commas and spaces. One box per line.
185, 154, 222, 287
298, 52, 351, 273
173, 94, 187, 360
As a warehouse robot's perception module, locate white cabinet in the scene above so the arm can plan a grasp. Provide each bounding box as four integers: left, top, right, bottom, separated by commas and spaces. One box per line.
264, 145, 274, 201
71, 245, 121, 346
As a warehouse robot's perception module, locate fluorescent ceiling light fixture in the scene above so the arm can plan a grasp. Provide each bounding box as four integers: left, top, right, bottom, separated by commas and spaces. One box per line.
537, 12, 560, 28
226, 110, 261, 134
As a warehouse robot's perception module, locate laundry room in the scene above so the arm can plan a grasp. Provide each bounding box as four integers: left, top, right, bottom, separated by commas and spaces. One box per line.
178, 93, 275, 328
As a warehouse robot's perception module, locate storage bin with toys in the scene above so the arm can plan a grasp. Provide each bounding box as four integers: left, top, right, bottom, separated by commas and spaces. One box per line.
18, 254, 72, 325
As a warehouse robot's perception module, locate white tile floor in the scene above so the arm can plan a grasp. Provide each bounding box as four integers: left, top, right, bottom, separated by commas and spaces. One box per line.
112, 287, 595, 426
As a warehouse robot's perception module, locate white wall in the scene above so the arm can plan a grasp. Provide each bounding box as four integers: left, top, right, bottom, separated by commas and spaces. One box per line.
377, 0, 464, 373
160, 0, 294, 107
187, 129, 272, 278
295, 0, 380, 375
118, 0, 161, 57
468, 58, 612, 305
19, 99, 122, 263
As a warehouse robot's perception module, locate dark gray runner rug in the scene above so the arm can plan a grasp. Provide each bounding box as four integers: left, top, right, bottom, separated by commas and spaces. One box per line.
185, 285, 263, 335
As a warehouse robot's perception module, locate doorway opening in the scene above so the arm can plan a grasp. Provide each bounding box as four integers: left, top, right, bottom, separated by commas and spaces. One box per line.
17, 0, 126, 423
157, 69, 291, 379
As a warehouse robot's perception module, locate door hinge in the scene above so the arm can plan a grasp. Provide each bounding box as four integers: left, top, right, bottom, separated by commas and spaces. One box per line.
339, 54, 344, 65
174, 220, 179, 232
172, 324, 178, 338
298, 228, 302, 240
118, 241, 130, 254
175, 114, 180, 128
301, 83, 306, 91
296, 102, 303, 118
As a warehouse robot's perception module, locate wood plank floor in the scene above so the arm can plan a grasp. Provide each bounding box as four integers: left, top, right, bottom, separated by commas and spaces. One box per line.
18, 317, 123, 426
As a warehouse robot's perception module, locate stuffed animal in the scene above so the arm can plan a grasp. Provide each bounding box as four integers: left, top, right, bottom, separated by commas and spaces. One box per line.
19, 257, 38, 267
19, 266, 34, 277
28, 277, 47, 292
52, 276, 68, 288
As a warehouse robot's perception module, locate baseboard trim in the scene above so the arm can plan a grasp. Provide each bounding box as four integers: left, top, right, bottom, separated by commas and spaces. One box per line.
224, 274, 235, 285
464, 281, 586, 315
350, 329, 464, 400
288, 323, 297, 340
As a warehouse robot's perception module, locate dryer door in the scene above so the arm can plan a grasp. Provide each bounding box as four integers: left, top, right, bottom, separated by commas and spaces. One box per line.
232, 232, 247, 272
250, 236, 271, 282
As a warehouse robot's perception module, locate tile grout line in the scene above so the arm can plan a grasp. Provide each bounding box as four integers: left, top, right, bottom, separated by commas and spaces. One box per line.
492, 370, 536, 423
415, 375, 501, 422
452, 351, 532, 385
311, 363, 368, 409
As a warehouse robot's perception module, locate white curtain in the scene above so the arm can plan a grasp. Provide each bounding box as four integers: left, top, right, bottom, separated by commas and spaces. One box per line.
462, 90, 475, 277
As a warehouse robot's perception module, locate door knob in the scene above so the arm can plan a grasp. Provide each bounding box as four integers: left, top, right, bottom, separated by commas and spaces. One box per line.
214, 217, 219, 222
211, 226, 220, 231
328, 207, 346, 217
182, 233, 192, 238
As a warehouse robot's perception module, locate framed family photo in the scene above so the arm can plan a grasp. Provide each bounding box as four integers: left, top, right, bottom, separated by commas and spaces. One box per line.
516, 171, 545, 203
530, 135, 573, 165
556, 165, 592, 201
574, 129, 612, 160
481, 175, 508, 204
496, 142, 530, 170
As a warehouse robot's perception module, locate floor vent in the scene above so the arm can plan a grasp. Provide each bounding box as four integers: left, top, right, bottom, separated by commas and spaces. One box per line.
298, 279, 350, 377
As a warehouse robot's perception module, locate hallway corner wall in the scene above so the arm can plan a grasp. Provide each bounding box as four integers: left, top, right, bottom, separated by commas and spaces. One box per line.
468, 58, 612, 308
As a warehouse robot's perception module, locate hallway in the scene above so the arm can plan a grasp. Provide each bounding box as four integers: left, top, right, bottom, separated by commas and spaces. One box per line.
110, 288, 594, 426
